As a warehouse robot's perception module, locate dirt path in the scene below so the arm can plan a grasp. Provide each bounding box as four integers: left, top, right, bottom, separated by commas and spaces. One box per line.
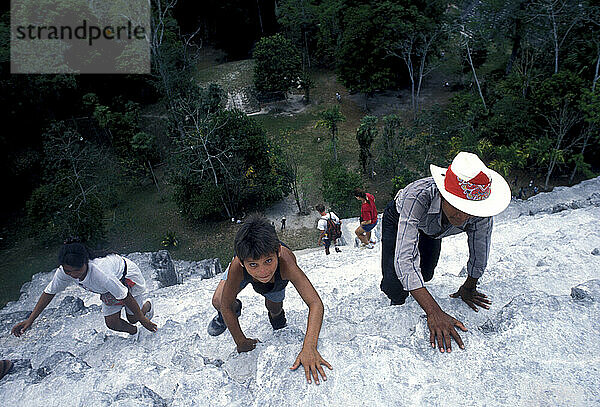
263, 194, 318, 231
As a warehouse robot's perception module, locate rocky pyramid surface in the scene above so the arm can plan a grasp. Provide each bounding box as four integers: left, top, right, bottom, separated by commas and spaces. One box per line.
0, 177, 599, 406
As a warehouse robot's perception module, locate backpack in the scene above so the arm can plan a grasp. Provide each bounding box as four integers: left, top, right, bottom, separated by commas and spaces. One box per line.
325, 212, 342, 240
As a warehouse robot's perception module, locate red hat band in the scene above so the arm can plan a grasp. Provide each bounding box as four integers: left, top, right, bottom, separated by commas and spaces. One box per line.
444, 166, 492, 201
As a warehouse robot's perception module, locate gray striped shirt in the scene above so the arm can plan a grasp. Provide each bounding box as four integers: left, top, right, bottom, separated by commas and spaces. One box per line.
394, 178, 493, 291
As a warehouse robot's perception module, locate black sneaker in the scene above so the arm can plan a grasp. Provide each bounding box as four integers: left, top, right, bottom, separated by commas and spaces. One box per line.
207, 299, 242, 336
335, 247, 341, 253
268, 309, 287, 330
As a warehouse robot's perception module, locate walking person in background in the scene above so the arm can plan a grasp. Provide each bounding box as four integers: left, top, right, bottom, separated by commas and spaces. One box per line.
281, 216, 286, 231
315, 204, 342, 255
11, 239, 156, 337
354, 188, 378, 249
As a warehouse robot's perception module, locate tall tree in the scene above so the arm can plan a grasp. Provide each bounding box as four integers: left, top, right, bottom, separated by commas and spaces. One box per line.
525, 0, 585, 74
356, 115, 378, 176
26, 121, 113, 241
336, 4, 397, 105
383, 1, 447, 114
149, 0, 201, 140
170, 87, 292, 220
253, 33, 302, 99
316, 106, 345, 163
534, 71, 585, 188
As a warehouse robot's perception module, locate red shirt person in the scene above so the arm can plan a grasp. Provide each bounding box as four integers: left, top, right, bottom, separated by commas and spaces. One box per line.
354, 189, 378, 248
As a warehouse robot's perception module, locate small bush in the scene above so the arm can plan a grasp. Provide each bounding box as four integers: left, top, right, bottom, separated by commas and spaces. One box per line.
161, 231, 179, 248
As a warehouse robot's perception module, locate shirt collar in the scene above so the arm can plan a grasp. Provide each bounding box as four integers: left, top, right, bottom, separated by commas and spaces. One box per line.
431, 185, 453, 229
78, 262, 93, 284
429, 186, 442, 215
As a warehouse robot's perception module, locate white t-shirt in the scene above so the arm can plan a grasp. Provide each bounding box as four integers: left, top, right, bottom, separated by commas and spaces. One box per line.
317, 212, 340, 231
44, 255, 146, 300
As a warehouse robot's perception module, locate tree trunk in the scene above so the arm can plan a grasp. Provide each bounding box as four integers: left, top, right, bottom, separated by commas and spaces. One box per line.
415, 53, 426, 114
332, 126, 338, 162
304, 30, 311, 69
148, 160, 160, 192
569, 128, 592, 184
466, 42, 487, 110
294, 191, 302, 213
402, 54, 415, 113
256, 0, 264, 35
506, 30, 521, 75
410, 77, 416, 116
551, 6, 559, 73
415, 33, 435, 114
593, 47, 600, 92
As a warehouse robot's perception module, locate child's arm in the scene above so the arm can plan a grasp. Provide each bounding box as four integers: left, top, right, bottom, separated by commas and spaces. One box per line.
282, 248, 332, 384
11, 292, 55, 337
221, 260, 259, 353
122, 293, 157, 332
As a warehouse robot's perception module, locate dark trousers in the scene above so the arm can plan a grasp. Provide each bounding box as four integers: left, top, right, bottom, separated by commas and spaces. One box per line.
380, 200, 441, 304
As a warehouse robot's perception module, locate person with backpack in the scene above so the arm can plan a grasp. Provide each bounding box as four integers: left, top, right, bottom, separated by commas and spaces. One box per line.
315, 205, 342, 255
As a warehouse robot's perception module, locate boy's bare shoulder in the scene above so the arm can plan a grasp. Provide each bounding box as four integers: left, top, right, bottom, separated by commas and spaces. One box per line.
279, 245, 295, 262
225, 257, 244, 279
279, 246, 304, 278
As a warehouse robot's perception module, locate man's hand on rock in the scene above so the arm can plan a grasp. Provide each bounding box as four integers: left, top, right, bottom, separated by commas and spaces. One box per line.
427, 310, 467, 353
450, 285, 491, 312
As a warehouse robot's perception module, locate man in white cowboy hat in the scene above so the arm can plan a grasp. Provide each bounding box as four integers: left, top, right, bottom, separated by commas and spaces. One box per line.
380, 151, 511, 353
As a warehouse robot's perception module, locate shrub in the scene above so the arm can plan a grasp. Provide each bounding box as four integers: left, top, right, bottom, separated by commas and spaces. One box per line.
321, 160, 362, 218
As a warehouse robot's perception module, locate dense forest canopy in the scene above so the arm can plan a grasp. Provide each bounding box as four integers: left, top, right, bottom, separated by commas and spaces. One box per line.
174, 0, 278, 59
1, 0, 599, 241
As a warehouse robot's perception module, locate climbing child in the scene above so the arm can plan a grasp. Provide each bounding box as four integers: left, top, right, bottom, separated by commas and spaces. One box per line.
11, 240, 156, 337
207, 215, 331, 384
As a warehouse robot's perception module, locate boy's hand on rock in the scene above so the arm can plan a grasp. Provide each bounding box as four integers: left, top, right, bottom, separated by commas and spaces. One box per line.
11, 320, 32, 337
290, 347, 332, 385
141, 318, 157, 332
236, 338, 259, 353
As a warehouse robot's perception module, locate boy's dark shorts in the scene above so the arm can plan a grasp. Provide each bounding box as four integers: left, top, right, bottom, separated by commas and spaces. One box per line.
222, 268, 285, 302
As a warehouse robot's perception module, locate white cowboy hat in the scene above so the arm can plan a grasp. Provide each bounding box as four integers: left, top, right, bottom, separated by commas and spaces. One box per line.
430, 152, 511, 217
